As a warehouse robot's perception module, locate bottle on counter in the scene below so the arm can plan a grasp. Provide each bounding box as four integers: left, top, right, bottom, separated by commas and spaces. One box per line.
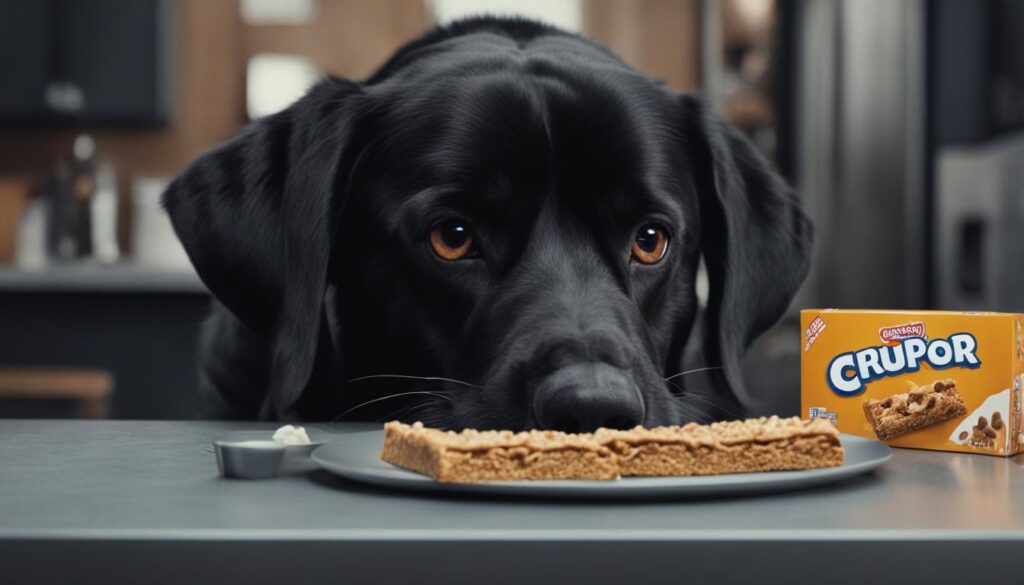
46, 134, 94, 262
45, 134, 119, 264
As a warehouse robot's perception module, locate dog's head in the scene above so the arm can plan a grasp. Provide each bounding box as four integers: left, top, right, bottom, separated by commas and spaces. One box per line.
164, 18, 812, 430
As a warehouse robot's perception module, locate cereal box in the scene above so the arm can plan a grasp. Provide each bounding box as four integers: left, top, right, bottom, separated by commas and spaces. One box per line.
800, 309, 1024, 456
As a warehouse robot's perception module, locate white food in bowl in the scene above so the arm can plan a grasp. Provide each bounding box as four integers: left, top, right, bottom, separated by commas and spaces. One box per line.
272, 424, 311, 446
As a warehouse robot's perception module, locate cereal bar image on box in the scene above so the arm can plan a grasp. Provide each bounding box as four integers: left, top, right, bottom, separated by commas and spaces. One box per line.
862, 379, 968, 441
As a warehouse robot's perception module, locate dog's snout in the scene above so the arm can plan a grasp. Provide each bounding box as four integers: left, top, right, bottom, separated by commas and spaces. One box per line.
533, 362, 644, 432
533, 331, 632, 373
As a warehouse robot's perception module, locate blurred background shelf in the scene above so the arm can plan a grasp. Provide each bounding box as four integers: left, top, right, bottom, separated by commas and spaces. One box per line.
0, 264, 209, 420
0, 265, 206, 293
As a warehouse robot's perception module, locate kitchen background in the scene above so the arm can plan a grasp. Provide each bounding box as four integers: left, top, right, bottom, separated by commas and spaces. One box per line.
0, 0, 1021, 420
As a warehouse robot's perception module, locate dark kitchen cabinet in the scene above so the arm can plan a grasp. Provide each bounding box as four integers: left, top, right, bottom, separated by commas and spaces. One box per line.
0, 0, 173, 125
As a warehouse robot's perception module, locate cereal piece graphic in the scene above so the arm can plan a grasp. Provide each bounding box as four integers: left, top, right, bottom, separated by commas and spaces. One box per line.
992, 411, 1004, 430
949, 389, 1011, 452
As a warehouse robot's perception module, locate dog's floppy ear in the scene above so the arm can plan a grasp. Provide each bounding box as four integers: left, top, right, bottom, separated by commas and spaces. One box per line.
681, 94, 813, 407
164, 77, 363, 419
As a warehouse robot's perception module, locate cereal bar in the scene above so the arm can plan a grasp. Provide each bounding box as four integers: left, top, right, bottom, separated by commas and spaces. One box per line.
380, 421, 619, 482
380, 417, 845, 483
862, 379, 967, 441
596, 416, 844, 477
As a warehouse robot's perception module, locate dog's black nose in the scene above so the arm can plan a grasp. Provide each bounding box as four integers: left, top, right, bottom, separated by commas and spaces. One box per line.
533, 363, 644, 433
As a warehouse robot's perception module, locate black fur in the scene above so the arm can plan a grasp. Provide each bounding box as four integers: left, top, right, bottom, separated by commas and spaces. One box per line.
163, 17, 812, 430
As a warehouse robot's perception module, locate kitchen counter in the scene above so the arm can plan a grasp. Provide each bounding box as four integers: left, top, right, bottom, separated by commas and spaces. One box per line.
2, 420, 1022, 584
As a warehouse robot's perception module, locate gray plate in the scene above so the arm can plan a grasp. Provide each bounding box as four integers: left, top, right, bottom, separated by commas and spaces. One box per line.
312, 431, 891, 500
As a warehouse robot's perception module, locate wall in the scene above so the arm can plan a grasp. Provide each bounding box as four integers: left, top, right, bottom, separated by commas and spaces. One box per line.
585, 0, 701, 92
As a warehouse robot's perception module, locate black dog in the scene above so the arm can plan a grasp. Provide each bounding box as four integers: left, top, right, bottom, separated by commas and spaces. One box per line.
164, 17, 812, 430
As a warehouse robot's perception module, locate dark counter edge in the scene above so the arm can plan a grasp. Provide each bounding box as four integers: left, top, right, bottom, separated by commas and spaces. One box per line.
0, 267, 208, 294
1, 535, 1020, 585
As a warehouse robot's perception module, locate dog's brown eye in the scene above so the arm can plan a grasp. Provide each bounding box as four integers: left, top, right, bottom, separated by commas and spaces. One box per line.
631, 224, 668, 264
429, 219, 475, 260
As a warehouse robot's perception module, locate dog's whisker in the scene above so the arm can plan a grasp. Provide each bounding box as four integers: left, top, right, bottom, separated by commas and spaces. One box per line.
677, 392, 745, 420
394, 399, 455, 429
673, 399, 715, 423
382, 394, 450, 424
665, 378, 685, 394
663, 366, 724, 382
347, 374, 483, 390
664, 377, 745, 420
377, 403, 429, 425
331, 391, 453, 422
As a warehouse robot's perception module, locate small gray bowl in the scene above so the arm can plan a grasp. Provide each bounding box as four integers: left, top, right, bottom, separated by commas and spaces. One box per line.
214, 440, 286, 479
217, 430, 324, 457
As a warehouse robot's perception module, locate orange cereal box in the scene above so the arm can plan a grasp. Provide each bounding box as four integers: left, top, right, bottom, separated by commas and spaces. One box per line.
800, 309, 1024, 456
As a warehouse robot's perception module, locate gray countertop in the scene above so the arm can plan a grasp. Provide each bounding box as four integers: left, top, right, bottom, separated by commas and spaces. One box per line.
2, 419, 1023, 584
